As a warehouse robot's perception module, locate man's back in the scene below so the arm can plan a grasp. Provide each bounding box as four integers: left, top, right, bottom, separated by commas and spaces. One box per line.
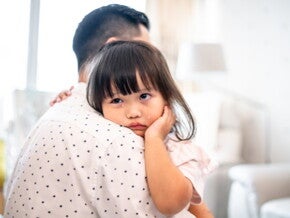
4, 83, 164, 218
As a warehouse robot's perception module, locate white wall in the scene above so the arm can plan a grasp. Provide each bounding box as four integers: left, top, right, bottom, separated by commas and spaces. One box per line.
217, 0, 290, 162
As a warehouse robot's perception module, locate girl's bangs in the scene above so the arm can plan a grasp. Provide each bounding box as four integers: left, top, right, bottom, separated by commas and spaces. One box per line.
104, 57, 155, 97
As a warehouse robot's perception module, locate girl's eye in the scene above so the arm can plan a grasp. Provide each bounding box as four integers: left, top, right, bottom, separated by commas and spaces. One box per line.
111, 98, 123, 104
140, 93, 151, 100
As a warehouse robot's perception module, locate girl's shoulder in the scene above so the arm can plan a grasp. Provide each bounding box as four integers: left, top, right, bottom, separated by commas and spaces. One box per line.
165, 133, 218, 172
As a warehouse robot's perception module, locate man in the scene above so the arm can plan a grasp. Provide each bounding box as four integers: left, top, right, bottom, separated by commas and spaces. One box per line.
5, 4, 213, 217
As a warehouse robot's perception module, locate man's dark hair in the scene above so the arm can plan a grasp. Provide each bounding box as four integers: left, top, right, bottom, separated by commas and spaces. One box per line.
73, 4, 150, 73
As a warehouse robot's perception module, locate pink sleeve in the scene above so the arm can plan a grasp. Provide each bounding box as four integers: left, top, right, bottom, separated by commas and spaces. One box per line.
166, 138, 218, 204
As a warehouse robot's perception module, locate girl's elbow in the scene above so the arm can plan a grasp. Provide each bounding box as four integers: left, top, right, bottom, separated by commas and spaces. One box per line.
155, 201, 181, 216
155, 192, 192, 215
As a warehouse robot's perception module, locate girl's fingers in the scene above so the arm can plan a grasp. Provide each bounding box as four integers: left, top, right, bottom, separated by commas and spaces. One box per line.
163, 106, 176, 126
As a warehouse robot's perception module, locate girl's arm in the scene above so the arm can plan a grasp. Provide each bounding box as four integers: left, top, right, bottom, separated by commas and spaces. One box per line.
144, 106, 193, 215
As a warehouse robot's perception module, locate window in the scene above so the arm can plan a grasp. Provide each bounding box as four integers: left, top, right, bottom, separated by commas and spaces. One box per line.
0, 0, 30, 97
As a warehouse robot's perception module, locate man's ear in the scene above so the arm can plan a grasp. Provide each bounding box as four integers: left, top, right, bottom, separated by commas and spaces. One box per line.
106, 37, 119, 44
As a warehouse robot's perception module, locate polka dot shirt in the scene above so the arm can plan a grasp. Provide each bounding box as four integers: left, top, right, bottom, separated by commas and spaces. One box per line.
4, 83, 164, 218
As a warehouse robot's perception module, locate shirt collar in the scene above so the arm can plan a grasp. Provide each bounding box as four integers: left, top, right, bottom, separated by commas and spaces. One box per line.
72, 82, 87, 96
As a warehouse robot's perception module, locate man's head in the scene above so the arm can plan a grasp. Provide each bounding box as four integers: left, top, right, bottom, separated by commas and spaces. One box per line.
73, 4, 150, 80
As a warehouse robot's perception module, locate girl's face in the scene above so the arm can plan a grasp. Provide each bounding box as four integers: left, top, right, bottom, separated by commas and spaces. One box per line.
102, 73, 167, 137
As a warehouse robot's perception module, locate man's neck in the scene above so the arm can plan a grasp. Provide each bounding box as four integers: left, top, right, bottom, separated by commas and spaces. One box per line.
78, 72, 87, 83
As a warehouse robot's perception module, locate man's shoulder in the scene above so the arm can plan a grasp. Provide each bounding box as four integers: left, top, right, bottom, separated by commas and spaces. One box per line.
38, 98, 132, 141
42, 83, 96, 121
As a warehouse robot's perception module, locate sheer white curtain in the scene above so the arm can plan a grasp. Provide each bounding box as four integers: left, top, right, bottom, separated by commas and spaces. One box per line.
146, 0, 196, 72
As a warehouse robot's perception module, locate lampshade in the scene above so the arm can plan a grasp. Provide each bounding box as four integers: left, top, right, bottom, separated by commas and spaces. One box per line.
175, 42, 226, 80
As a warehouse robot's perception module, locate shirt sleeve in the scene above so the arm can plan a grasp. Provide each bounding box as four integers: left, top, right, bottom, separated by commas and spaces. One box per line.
166, 137, 218, 204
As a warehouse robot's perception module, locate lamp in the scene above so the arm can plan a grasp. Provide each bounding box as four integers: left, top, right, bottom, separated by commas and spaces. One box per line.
175, 42, 226, 81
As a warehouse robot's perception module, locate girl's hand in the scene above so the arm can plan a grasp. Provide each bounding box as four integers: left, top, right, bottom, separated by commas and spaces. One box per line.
145, 106, 176, 140
49, 86, 74, 106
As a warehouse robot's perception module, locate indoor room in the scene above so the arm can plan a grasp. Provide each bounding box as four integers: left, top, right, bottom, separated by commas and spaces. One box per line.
1, 0, 290, 217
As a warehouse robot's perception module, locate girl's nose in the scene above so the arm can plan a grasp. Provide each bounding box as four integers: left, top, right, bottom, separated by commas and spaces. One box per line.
126, 106, 141, 119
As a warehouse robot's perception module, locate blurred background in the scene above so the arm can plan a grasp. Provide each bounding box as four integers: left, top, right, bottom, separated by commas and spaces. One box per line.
1, 0, 290, 217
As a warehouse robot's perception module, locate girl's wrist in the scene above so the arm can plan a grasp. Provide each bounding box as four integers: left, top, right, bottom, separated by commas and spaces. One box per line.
144, 136, 164, 147
145, 129, 167, 141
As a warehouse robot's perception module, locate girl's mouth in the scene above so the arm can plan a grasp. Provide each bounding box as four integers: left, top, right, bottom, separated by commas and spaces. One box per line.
127, 123, 147, 131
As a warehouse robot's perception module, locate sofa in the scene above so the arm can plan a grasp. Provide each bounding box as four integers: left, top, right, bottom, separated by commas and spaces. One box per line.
228, 163, 290, 218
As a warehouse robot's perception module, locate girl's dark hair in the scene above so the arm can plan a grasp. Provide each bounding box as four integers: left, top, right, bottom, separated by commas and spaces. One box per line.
87, 41, 195, 141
